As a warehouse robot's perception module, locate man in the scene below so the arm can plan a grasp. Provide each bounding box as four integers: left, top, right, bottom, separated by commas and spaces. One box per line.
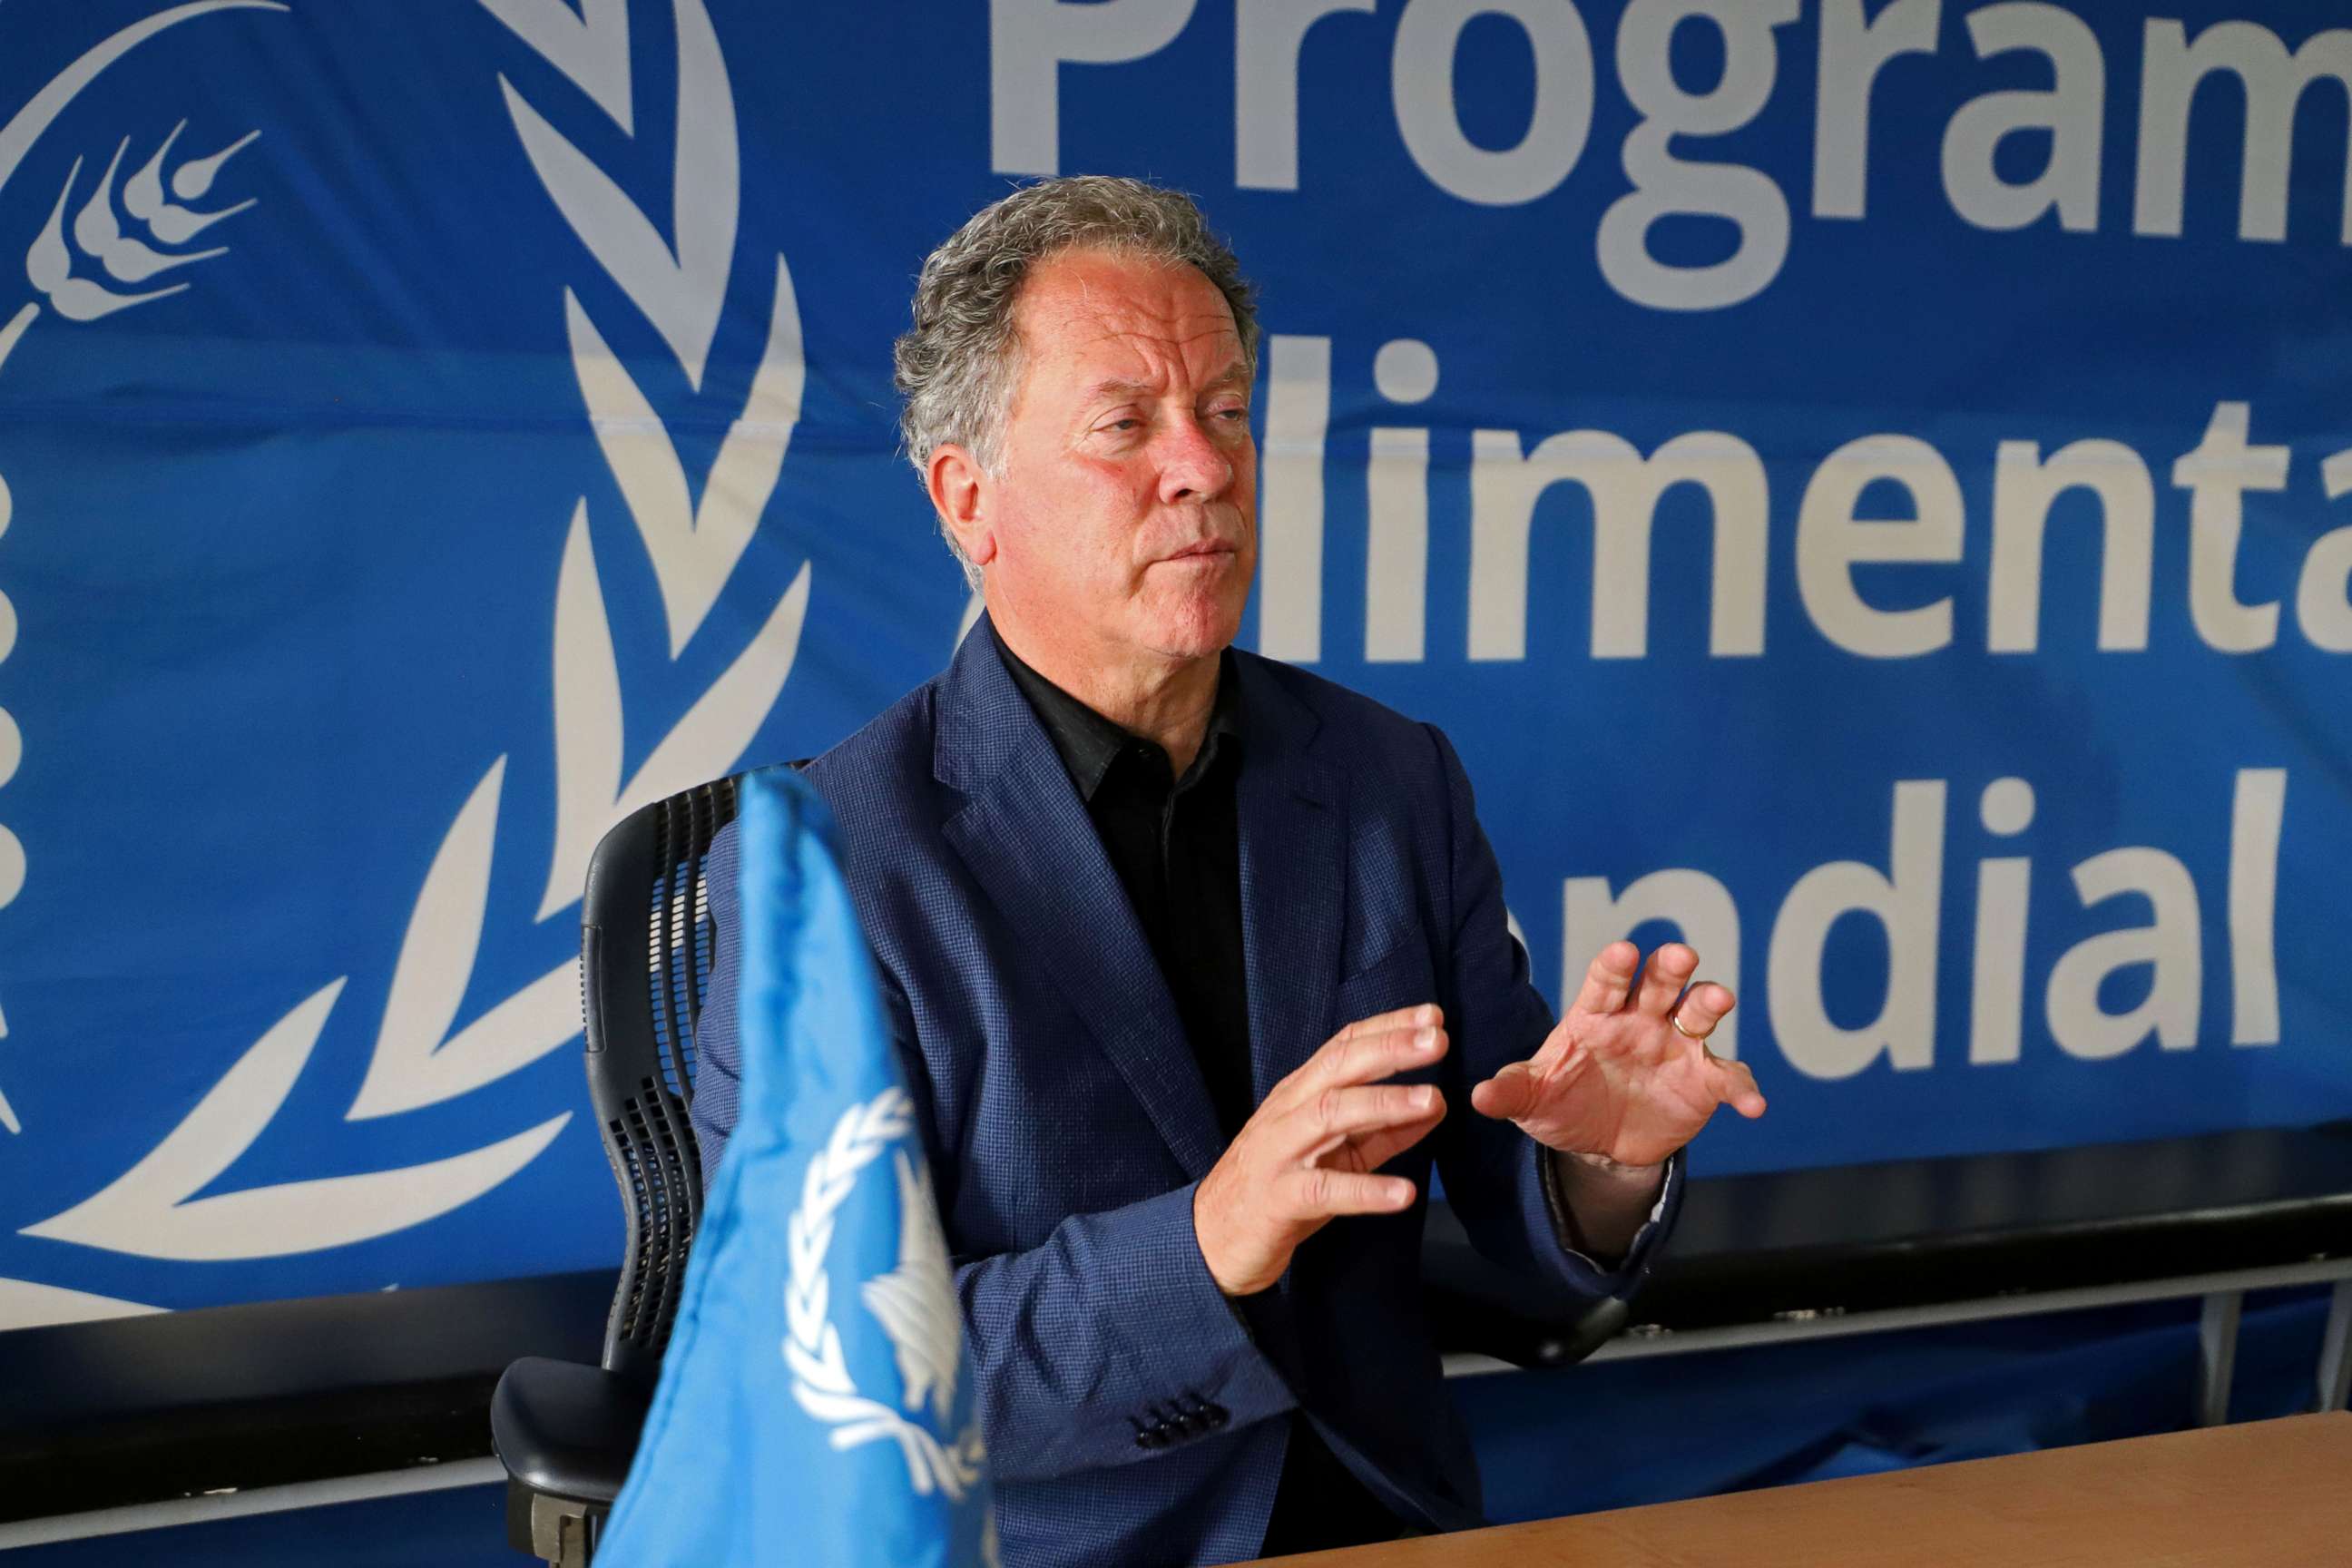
691, 176, 1765, 1565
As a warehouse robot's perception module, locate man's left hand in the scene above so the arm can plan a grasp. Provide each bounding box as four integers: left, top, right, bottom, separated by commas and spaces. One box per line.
1469, 940, 1767, 1169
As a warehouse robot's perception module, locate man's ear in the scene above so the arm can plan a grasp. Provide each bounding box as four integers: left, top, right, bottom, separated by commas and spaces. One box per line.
927, 444, 995, 571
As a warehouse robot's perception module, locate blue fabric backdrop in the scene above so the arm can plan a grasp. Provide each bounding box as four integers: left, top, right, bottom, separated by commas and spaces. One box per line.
2, 0, 2348, 1322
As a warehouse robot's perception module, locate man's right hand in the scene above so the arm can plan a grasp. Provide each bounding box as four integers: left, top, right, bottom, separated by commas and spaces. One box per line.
1192, 1004, 1450, 1297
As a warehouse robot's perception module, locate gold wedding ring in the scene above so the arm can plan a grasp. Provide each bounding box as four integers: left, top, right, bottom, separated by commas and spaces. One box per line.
1673, 1012, 1724, 1064
1671, 977, 1716, 1047
1671, 979, 1720, 1046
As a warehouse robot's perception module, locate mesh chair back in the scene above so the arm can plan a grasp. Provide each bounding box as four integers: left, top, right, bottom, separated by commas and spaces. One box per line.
579, 775, 740, 1383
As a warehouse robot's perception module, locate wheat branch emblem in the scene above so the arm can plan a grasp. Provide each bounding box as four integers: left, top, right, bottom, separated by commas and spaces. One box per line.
783, 1089, 990, 1507
0, 3, 287, 1161
16, 0, 814, 1268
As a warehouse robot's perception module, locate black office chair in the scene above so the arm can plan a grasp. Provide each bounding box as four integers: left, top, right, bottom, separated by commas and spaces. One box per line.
491, 774, 741, 1567
485, 765, 1626, 1565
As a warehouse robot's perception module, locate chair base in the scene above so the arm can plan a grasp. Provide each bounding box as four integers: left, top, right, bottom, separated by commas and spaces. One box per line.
507, 1476, 600, 1567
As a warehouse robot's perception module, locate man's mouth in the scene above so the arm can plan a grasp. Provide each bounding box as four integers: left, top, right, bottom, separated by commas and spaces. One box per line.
1164, 541, 1235, 562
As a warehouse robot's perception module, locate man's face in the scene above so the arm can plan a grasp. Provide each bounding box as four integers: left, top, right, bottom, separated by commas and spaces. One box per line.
978, 248, 1257, 664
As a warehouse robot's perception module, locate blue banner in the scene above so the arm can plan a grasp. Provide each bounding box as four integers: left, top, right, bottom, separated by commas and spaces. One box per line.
2, 0, 2347, 1326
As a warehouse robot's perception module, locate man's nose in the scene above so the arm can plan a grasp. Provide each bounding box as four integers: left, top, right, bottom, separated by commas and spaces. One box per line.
1154, 415, 1234, 505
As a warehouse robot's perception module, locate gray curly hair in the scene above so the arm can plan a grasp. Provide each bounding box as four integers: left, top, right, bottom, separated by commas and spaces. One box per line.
894, 175, 1260, 588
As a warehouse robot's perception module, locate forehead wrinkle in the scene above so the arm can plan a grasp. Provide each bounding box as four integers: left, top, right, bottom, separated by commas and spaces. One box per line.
1009, 255, 1246, 432
1044, 274, 1235, 349
1034, 252, 1241, 336
1076, 368, 1248, 407
1061, 319, 1247, 383
1061, 314, 1237, 355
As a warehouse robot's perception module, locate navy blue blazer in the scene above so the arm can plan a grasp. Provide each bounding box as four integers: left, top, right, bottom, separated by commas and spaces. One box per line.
691, 619, 1681, 1567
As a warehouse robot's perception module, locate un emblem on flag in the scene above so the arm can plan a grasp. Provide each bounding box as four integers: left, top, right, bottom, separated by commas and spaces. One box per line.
784, 1086, 991, 1503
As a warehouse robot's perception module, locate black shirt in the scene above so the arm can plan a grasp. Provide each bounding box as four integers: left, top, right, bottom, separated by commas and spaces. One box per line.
991, 627, 1406, 1555
993, 629, 1256, 1140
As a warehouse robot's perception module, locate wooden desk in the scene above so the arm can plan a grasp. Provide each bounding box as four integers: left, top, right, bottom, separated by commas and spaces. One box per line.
1250, 1414, 2352, 1566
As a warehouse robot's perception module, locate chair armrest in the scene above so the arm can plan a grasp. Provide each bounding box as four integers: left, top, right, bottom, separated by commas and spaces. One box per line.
490, 1357, 652, 1506
1422, 1201, 1627, 1368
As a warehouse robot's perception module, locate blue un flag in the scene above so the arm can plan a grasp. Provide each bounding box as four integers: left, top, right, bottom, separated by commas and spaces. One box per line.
598, 769, 997, 1565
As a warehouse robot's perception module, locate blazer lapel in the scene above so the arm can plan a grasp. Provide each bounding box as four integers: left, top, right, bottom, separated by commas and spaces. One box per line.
936, 621, 1226, 1182
1232, 656, 1346, 1103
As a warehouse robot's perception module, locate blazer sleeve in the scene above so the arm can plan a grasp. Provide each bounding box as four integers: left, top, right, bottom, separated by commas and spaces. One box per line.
1419, 723, 1684, 1299
951, 1183, 1298, 1484
690, 823, 1296, 1484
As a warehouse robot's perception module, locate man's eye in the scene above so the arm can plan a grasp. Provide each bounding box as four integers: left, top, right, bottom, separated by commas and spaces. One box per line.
1102, 418, 1142, 434
1215, 408, 1250, 422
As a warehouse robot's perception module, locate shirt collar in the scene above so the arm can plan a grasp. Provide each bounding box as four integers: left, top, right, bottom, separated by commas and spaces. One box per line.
990, 621, 1242, 802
